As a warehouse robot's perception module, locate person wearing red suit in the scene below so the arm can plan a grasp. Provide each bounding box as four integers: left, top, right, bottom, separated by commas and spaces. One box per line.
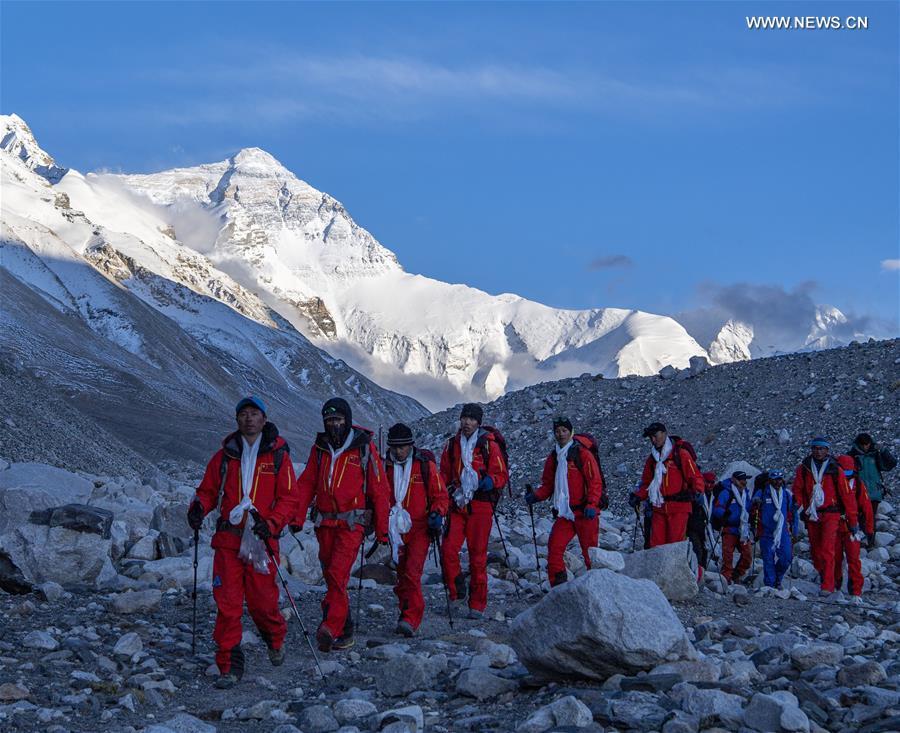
629, 422, 704, 547
188, 396, 298, 688
792, 437, 859, 594
440, 403, 509, 620
383, 423, 449, 636
525, 417, 603, 586
293, 398, 390, 652
833, 454, 875, 599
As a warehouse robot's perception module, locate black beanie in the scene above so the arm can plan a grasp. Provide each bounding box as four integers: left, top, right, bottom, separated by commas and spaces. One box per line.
552, 416, 573, 432
460, 403, 483, 424
387, 423, 414, 447
322, 397, 352, 425
642, 421, 667, 438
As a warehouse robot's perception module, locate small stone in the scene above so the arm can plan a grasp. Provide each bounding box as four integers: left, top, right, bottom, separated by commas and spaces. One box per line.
333, 698, 377, 723
144, 712, 216, 733
298, 704, 339, 733
789, 642, 844, 670
376, 655, 430, 697
836, 661, 886, 688
455, 669, 518, 700
111, 589, 162, 614
36, 581, 65, 602
113, 632, 143, 657
377, 705, 424, 733
517, 695, 593, 732
588, 547, 625, 572
0, 682, 29, 702
23, 630, 59, 651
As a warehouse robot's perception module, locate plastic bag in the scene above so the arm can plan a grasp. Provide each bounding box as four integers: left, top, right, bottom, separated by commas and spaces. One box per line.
238, 519, 270, 574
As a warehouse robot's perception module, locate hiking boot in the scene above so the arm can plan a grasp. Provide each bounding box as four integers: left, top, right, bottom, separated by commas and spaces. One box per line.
396, 620, 416, 638
215, 673, 239, 689
467, 608, 484, 621
267, 645, 285, 666
333, 634, 355, 650
316, 626, 334, 653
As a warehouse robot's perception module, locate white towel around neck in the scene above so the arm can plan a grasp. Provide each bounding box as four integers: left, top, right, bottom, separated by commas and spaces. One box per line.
229, 435, 261, 525
552, 440, 575, 521
647, 437, 673, 508
807, 458, 828, 521
769, 484, 785, 550
453, 431, 480, 508
388, 456, 414, 563
733, 484, 751, 542
327, 428, 355, 487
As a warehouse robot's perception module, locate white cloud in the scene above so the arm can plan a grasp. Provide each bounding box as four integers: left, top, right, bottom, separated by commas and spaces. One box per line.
881, 259, 900, 271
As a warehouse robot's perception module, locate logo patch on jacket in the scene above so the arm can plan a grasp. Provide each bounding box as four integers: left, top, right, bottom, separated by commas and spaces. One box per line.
213, 575, 222, 588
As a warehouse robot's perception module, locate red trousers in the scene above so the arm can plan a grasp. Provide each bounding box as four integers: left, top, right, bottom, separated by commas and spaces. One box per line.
547, 514, 600, 586
720, 533, 752, 582
441, 501, 492, 612
212, 546, 285, 674
649, 508, 690, 548
316, 524, 364, 638
834, 527, 864, 596
394, 521, 431, 629
806, 513, 841, 592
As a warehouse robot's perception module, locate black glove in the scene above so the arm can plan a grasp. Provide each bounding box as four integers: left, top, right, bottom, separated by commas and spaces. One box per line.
427, 512, 443, 538
251, 513, 272, 540
583, 507, 597, 520
628, 493, 642, 509
525, 488, 539, 506
187, 500, 205, 530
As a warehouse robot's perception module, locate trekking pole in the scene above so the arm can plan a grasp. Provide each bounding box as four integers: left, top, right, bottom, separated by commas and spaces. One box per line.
526, 490, 543, 585
431, 537, 454, 629
356, 539, 366, 633
191, 528, 199, 656
491, 512, 521, 599
631, 508, 640, 552
249, 512, 326, 681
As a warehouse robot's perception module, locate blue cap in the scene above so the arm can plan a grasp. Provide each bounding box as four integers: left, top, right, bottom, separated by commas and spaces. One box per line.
235, 396, 266, 416
844, 470, 854, 477
809, 436, 830, 448
768, 469, 785, 480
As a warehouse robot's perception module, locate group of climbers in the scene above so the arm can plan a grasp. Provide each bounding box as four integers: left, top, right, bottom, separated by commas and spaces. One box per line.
187, 395, 894, 687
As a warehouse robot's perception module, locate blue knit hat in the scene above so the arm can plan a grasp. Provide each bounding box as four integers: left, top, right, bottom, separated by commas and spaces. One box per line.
809, 436, 830, 448
768, 469, 785, 480
235, 396, 267, 416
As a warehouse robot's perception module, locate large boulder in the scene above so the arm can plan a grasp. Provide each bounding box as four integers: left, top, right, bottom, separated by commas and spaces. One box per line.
622, 541, 698, 601
0, 463, 93, 506
510, 569, 696, 681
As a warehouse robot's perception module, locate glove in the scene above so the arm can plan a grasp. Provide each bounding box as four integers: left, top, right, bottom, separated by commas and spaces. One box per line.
251, 513, 273, 540
850, 525, 865, 543
583, 507, 597, 520
427, 512, 443, 538
187, 500, 205, 530
628, 493, 642, 509
525, 489, 539, 506
478, 476, 494, 493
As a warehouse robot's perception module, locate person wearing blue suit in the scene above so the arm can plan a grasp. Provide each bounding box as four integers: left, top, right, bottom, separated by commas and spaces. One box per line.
750, 469, 800, 589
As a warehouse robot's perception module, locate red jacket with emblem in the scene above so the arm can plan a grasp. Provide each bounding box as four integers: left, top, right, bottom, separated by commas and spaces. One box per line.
534, 443, 604, 511
635, 442, 704, 515
294, 427, 390, 540
792, 456, 859, 528
440, 429, 509, 506
840, 478, 874, 535
193, 423, 298, 551
385, 450, 449, 522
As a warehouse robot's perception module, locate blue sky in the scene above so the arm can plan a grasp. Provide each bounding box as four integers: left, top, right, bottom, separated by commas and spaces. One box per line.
3, 1, 898, 338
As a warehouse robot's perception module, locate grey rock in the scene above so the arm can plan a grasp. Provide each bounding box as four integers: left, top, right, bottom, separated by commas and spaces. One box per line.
474, 638, 518, 668
689, 356, 709, 376
455, 669, 518, 700
143, 713, 216, 733
606, 691, 668, 730
113, 632, 143, 657
674, 684, 744, 725
23, 630, 58, 650
376, 705, 424, 732
837, 661, 887, 688
376, 655, 431, 697
35, 581, 64, 602
588, 547, 625, 572
512, 570, 696, 681
789, 642, 844, 670
333, 698, 377, 723
662, 711, 700, 733
517, 695, 593, 732
111, 589, 162, 614
298, 704, 339, 733
622, 541, 698, 600
29, 503, 114, 538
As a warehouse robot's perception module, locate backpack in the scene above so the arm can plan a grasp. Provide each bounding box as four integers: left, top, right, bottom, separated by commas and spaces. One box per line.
550, 434, 609, 510
709, 481, 733, 531
668, 436, 698, 473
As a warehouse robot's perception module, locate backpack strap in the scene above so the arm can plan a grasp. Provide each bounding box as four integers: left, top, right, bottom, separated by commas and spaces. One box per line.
416, 449, 432, 513
217, 454, 230, 511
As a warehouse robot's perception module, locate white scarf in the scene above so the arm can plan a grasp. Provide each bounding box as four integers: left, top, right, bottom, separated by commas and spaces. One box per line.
733, 484, 751, 543
453, 431, 480, 508
229, 435, 261, 525
327, 428, 355, 487
647, 438, 672, 508
553, 441, 575, 521
807, 458, 828, 522
388, 455, 413, 563
769, 484, 785, 550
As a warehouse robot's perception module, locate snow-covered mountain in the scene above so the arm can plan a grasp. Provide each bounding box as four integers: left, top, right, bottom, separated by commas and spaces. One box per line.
106, 146, 708, 409
0, 114, 425, 469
